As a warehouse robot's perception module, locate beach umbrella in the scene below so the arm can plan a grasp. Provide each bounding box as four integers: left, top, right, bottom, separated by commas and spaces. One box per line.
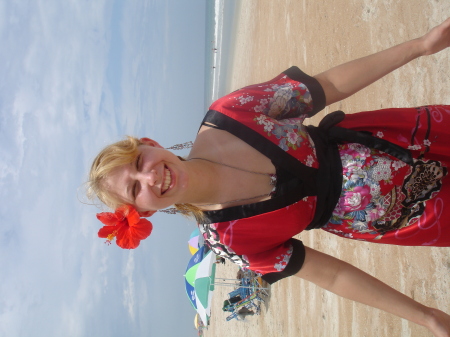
194, 314, 200, 329
189, 228, 200, 239
184, 246, 205, 309
188, 228, 200, 255
188, 236, 200, 255
194, 250, 217, 325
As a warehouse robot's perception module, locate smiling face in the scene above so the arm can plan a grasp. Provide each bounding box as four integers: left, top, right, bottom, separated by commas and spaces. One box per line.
105, 141, 189, 213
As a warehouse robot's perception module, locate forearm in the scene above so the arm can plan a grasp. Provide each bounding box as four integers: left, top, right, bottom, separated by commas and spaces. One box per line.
313, 38, 424, 105
297, 248, 431, 327
321, 258, 429, 326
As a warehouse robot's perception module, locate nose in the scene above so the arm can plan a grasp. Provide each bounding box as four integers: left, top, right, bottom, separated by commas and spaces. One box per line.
137, 169, 159, 187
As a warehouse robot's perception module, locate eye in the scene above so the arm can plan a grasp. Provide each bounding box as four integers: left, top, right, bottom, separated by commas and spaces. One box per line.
133, 181, 139, 199
132, 154, 141, 200
133, 181, 141, 200
135, 154, 141, 171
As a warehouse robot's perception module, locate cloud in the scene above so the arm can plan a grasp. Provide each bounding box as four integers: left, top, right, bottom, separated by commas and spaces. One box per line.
122, 251, 136, 320
0, 0, 207, 336
0, 0, 119, 335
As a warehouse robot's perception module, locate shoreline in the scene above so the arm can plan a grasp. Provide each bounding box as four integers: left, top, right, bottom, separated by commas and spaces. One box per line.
224, 0, 252, 95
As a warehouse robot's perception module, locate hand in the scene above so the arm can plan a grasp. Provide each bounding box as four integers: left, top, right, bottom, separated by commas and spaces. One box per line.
426, 308, 450, 337
418, 17, 450, 56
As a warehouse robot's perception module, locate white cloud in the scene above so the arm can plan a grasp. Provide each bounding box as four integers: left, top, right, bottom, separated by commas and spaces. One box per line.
0, 0, 117, 335
0, 0, 207, 336
122, 251, 136, 320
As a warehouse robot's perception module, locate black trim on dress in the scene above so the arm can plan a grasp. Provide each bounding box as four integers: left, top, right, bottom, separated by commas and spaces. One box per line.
283, 66, 326, 116
200, 111, 319, 223
261, 239, 306, 284
329, 126, 414, 165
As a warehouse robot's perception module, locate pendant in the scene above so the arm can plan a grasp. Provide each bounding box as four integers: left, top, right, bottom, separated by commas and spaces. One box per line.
269, 174, 277, 186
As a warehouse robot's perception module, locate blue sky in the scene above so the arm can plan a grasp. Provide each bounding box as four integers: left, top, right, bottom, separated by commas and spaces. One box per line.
0, 1, 208, 336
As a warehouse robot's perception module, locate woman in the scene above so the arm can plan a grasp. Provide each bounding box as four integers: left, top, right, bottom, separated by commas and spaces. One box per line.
88, 19, 450, 336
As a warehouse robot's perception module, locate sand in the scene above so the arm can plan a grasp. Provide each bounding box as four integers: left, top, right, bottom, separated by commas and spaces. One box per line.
203, 1, 450, 337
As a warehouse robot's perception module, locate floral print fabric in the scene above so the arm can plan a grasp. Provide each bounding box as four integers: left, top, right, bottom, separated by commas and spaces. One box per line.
326, 143, 412, 237
248, 77, 312, 152
199, 218, 300, 276
199, 222, 251, 268
323, 106, 449, 244
212, 73, 320, 169
247, 78, 313, 119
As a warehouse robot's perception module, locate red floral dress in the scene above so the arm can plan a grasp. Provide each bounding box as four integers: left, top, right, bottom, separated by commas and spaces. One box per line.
198, 67, 450, 284
324, 106, 449, 246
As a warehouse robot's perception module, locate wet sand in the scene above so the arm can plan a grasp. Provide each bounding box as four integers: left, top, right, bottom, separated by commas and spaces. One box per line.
203, 1, 450, 337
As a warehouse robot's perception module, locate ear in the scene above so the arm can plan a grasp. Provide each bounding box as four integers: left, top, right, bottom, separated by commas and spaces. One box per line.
139, 137, 164, 149
139, 210, 157, 217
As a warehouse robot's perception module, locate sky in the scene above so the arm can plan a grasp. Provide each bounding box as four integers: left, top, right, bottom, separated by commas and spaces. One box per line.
0, 0, 208, 336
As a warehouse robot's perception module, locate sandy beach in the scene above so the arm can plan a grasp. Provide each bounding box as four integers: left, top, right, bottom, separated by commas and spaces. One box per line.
203, 1, 450, 337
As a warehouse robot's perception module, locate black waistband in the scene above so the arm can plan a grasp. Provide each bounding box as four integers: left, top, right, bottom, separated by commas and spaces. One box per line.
304, 125, 343, 230
304, 110, 414, 230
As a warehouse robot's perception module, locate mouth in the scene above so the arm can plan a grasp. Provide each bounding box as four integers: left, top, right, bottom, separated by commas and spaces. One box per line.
161, 165, 172, 194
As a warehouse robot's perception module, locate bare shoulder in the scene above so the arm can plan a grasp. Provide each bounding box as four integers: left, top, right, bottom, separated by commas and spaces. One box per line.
194, 124, 243, 153
192, 125, 275, 173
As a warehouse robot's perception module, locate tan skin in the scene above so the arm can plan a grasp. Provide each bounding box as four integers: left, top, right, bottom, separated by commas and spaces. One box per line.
109, 18, 450, 336
189, 126, 276, 210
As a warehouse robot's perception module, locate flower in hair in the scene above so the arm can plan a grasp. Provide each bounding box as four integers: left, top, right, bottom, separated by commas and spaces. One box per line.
97, 205, 153, 249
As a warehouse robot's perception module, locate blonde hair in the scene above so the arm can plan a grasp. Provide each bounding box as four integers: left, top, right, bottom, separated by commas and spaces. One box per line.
87, 136, 205, 221
87, 136, 142, 209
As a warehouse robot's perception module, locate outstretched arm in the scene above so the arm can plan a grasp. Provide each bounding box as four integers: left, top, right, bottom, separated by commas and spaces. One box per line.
314, 18, 450, 106
296, 247, 450, 337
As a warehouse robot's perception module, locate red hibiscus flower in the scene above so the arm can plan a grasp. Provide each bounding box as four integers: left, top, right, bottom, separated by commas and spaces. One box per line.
97, 205, 153, 249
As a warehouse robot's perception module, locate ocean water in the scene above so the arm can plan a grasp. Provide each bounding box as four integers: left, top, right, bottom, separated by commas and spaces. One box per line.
204, 0, 240, 109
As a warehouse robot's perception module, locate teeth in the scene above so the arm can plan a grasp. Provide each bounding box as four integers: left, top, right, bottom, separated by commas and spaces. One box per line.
163, 168, 171, 193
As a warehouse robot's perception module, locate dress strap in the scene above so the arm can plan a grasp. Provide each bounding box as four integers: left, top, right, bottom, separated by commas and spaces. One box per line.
321, 110, 414, 165
329, 126, 414, 165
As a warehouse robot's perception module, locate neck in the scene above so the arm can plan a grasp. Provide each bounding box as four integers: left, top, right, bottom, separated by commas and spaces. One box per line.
180, 158, 224, 206
181, 157, 276, 210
